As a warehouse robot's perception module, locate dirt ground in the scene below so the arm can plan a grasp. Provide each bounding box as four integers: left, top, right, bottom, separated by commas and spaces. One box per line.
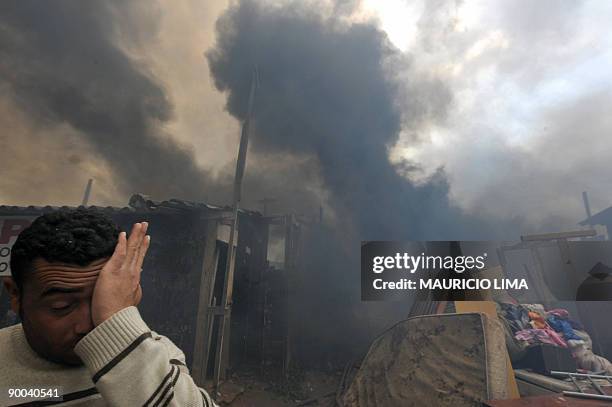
208, 368, 342, 406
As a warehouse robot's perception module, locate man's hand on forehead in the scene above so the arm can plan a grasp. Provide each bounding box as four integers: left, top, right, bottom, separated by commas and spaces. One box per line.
91, 222, 151, 326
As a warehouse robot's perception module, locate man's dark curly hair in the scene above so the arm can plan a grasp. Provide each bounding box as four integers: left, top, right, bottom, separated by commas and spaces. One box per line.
10, 208, 120, 290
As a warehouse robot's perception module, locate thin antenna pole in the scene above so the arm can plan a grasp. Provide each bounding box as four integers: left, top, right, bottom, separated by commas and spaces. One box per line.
583, 191, 592, 224
214, 67, 259, 390
82, 179, 93, 206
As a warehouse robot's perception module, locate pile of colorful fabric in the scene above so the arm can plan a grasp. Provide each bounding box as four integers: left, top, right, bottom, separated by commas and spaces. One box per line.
499, 303, 569, 348
497, 303, 612, 374
546, 309, 582, 341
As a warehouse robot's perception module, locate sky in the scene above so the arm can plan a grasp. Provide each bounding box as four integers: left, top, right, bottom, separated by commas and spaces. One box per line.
1, 0, 611, 237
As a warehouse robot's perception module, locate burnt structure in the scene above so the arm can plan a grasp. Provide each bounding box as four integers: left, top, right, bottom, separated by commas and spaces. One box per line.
0, 194, 304, 385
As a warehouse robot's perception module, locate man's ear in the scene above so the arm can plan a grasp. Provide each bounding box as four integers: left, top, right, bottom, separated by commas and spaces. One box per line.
2, 277, 20, 314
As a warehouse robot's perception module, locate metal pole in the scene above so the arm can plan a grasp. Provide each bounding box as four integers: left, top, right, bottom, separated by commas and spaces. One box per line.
583, 191, 592, 223
551, 371, 612, 380
214, 67, 258, 390
551, 371, 612, 401
81, 179, 93, 206
562, 391, 612, 401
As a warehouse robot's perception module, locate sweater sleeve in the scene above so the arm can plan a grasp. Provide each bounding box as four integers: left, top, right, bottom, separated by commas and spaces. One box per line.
74, 307, 218, 407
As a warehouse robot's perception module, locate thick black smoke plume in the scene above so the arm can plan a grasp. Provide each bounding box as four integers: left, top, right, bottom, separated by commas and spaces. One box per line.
207, 0, 520, 365
0, 1, 214, 201
208, 0, 507, 240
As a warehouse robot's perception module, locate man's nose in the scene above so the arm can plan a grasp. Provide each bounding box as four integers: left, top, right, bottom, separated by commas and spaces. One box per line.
73, 302, 94, 335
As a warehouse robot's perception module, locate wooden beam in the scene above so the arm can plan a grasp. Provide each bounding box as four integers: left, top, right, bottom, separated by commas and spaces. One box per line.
191, 218, 220, 385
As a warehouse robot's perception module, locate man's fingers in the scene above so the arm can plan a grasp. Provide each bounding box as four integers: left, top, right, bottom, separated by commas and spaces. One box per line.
140, 221, 149, 237
107, 222, 149, 278
135, 235, 150, 279
130, 222, 148, 269
106, 231, 127, 270
126, 222, 145, 265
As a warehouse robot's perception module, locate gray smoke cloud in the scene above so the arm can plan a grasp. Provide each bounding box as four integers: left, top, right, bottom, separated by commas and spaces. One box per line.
208, 0, 513, 240
205, 0, 524, 364
400, 0, 612, 231
0, 0, 219, 203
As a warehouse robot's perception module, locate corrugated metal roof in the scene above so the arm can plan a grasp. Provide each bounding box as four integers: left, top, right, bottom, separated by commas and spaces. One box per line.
0, 205, 133, 214
129, 194, 262, 217
0, 194, 263, 217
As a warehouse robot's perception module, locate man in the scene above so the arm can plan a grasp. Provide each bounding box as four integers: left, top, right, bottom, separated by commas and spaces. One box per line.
0, 209, 218, 406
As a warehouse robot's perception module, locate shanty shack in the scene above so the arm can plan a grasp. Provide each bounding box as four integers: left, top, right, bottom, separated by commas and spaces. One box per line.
0, 194, 298, 386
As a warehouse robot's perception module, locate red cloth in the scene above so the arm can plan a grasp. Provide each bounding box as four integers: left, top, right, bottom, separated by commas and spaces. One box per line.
515, 328, 568, 348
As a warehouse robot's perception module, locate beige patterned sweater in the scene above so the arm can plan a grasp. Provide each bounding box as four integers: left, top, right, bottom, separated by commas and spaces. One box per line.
0, 306, 217, 406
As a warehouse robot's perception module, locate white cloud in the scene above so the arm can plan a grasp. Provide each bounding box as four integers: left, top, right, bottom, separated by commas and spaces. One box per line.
375, 0, 612, 228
